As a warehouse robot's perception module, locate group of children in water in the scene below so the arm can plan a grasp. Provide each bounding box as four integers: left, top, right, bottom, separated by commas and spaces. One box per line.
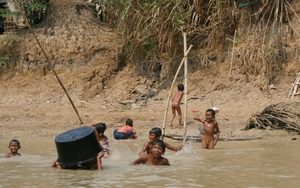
4, 84, 221, 170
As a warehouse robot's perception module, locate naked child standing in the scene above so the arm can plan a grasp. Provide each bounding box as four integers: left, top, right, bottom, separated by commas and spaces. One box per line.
170, 84, 185, 128
194, 109, 220, 149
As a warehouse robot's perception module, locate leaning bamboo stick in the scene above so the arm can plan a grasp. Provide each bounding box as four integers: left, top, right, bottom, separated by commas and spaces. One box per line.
162, 44, 193, 141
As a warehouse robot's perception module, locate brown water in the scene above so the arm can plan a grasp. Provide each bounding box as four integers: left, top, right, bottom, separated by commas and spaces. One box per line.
1, 138, 300, 187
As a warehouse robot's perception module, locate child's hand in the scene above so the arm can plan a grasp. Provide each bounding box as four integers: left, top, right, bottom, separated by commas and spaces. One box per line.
183, 141, 190, 145
97, 151, 104, 159
103, 152, 109, 159
213, 141, 217, 146
194, 117, 205, 123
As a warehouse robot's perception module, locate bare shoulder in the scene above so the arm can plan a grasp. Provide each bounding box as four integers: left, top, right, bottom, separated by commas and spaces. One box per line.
161, 157, 170, 166
143, 141, 150, 147
100, 135, 108, 141
3, 153, 11, 158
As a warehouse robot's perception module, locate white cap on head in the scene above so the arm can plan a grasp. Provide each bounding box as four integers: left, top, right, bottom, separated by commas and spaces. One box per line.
212, 107, 219, 112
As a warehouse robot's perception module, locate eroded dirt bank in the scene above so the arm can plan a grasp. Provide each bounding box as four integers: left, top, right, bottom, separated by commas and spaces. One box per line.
0, 0, 300, 141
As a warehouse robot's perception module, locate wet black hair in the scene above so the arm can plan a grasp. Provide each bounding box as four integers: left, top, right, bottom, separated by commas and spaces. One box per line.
152, 140, 166, 153
178, 84, 184, 91
206, 109, 216, 116
94, 123, 107, 134
149, 127, 162, 137
126, 118, 133, 127
9, 139, 20, 146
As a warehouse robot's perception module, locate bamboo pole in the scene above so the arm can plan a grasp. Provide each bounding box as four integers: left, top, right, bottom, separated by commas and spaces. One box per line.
230, 30, 236, 75
162, 44, 193, 141
183, 33, 188, 141
13, 0, 84, 124
291, 73, 300, 99
285, 72, 300, 102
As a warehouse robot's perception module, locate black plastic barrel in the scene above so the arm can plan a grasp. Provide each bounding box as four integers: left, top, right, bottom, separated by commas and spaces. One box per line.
55, 126, 102, 167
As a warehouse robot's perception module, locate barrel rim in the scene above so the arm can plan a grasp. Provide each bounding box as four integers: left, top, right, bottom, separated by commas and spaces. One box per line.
54, 126, 95, 143
58, 155, 98, 168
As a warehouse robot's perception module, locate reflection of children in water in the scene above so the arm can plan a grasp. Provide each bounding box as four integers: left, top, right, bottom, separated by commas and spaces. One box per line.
133, 140, 170, 166
92, 122, 109, 158
194, 109, 220, 149
50, 151, 104, 170
4, 139, 21, 158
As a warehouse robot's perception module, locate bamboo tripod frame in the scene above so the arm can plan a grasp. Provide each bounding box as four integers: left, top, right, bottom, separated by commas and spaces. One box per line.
161, 44, 193, 140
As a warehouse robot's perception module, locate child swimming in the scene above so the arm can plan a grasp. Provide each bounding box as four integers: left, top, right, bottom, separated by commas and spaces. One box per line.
113, 118, 137, 139
4, 139, 21, 158
194, 109, 220, 149
132, 140, 170, 166
139, 127, 185, 157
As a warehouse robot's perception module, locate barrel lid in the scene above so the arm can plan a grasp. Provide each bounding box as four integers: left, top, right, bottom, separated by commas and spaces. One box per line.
55, 126, 95, 143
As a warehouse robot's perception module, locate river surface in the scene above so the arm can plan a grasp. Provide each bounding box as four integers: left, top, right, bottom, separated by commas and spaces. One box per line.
0, 138, 299, 187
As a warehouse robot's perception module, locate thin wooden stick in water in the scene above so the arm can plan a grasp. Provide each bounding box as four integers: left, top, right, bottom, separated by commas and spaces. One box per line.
162, 45, 193, 141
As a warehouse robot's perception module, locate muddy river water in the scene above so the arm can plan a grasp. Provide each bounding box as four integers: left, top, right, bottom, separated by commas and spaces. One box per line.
1, 138, 299, 187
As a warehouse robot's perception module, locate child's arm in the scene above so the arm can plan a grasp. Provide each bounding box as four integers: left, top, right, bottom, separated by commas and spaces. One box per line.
171, 93, 176, 102
186, 89, 192, 95
97, 151, 104, 170
138, 142, 149, 157
194, 117, 205, 123
213, 122, 221, 146
132, 155, 147, 165
165, 142, 184, 151
50, 159, 62, 169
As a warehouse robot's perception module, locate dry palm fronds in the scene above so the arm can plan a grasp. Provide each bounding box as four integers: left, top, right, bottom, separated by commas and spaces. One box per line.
245, 102, 300, 134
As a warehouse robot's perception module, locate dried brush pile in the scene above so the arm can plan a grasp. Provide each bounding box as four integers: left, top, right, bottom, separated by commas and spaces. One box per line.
245, 101, 300, 134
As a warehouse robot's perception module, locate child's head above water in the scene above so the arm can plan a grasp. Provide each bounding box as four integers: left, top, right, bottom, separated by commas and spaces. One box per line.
8, 139, 21, 154
149, 127, 162, 137
205, 109, 216, 121
126, 119, 133, 127
94, 123, 107, 134
206, 109, 216, 116
148, 127, 162, 142
177, 84, 184, 91
9, 139, 20, 146
152, 140, 166, 154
